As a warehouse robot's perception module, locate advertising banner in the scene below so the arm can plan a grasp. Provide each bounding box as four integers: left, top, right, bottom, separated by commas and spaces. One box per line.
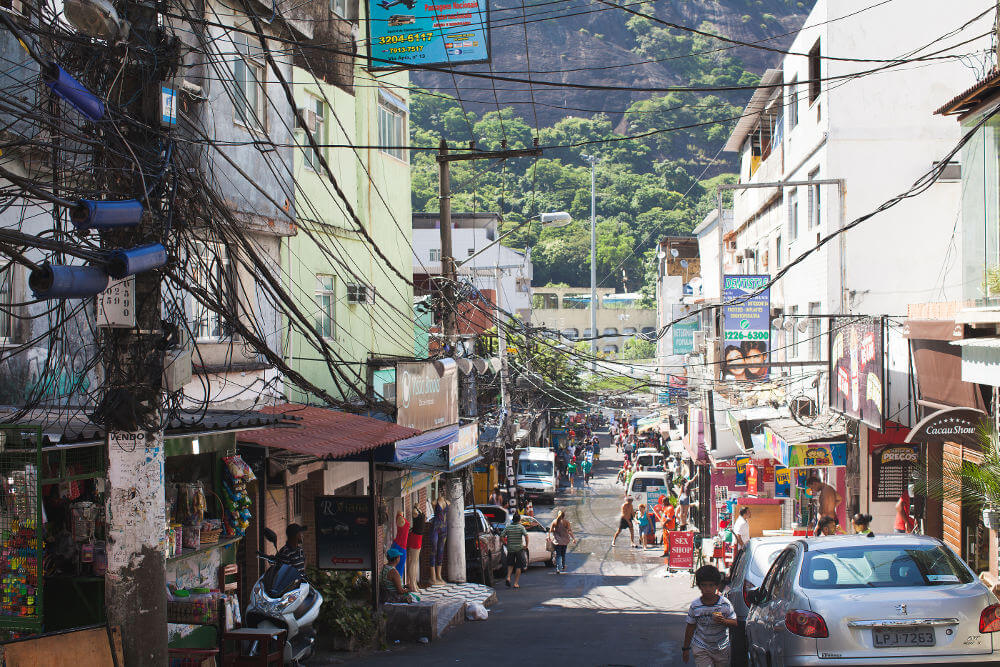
315, 496, 374, 570
366, 0, 490, 69
645, 486, 666, 509
396, 360, 458, 431
774, 466, 790, 497
786, 442, 847, 468
671, 303, 699, 355
734, 456, 750, 487
829, 317, 884, 430
722, 275, 770, 381
746, 464, 759, 495
667, 531, 695, 569
449, 423, 479, 467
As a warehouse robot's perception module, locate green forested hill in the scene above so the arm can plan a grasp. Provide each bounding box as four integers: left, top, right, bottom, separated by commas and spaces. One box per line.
409, 1, 814, 295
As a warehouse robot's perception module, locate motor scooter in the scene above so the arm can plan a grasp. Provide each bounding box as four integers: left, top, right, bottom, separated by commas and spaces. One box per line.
244, 527, 323, 664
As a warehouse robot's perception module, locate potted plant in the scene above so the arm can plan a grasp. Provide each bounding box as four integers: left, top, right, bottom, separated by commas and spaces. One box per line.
924, 424, 1000, 531
307, 569, 383, 652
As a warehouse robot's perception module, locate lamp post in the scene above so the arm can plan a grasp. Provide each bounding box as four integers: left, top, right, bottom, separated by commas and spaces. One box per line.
582, 153, 597, 372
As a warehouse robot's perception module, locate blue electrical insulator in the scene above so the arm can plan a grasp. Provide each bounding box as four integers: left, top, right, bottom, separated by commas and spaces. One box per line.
71, 199, 143, 230
43, 63, 105, 121
106, 243, 167, 279
29, 264, 109, 299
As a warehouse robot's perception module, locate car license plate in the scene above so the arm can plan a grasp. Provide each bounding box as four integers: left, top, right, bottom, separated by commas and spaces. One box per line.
872, 627, 935, 648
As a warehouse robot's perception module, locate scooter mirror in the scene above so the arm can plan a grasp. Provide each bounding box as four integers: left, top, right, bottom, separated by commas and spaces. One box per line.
263, 527, 278, 546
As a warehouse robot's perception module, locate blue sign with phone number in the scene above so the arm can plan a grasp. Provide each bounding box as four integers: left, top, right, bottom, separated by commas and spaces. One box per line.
367, 0, 490, 68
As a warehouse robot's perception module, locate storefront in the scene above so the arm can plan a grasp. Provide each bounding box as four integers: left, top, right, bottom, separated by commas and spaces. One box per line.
707, 456, 782, 536
860, 421, 915, 534
760, 419, 849, 533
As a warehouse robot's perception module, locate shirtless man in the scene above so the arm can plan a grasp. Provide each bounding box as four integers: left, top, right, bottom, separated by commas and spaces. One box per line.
807, 474, 843, 536
612, 495, 637, 547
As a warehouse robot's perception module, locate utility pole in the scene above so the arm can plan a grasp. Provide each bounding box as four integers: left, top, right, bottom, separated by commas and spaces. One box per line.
582, 154, 598, 371
437, 139, 540, 575
101, 1, 169, 663
495, 267, 517, 512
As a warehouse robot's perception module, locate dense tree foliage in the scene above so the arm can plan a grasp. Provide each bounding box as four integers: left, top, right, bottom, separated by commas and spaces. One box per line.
409, 17, 758, 293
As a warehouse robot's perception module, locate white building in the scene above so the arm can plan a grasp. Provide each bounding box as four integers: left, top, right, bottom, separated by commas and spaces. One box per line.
720, 0, 991, 377
412, 212, 533, 321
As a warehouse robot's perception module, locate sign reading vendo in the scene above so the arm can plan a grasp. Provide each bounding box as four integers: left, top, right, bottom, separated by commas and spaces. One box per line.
668, 531, 695, 569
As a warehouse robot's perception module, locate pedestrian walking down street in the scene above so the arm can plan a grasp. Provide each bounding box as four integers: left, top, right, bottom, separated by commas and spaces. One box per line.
637, 503, 655, 548
549, 510, 575, 573
682, 565, 738, 666
503, 512, 529, 589
567, 457, 578, 490
612, 495, 637, 547
582, 455, 593, 484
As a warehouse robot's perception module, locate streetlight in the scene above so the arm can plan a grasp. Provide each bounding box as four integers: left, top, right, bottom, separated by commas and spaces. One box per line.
581, 153, 598, 371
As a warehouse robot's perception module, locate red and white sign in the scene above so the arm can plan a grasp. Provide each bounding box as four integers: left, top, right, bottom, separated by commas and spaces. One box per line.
668, 531, 694, 569
746, 464, 759, 496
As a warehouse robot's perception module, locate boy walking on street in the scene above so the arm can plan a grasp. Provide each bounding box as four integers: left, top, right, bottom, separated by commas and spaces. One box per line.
682, 565, 738, 666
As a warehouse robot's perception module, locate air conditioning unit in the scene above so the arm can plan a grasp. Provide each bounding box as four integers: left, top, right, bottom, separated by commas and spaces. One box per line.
692, 331, 706, 349
347, 284, 375, 305
296, 108, 320, 133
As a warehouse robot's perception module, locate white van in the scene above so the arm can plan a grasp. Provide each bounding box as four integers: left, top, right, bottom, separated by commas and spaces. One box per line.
627, 471, 670, 508
634, 451, 666, 472
516, 447, 557, 503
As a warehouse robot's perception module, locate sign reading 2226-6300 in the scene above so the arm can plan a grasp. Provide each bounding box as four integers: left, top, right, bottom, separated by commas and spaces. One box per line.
367, 0, 490, 68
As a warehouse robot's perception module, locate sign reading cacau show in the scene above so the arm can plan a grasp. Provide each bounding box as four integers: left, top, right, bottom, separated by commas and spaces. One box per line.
395, 360, 459, 431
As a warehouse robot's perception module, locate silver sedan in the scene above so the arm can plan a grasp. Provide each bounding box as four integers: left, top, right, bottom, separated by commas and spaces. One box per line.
745, 534, 1000, 665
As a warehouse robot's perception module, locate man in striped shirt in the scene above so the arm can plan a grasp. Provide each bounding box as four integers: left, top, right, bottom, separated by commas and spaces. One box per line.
502, 512, 529, 589
682, 565, 737, 666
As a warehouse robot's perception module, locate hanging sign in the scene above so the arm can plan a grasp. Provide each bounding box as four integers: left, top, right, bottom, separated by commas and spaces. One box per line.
774, 466, 790, 497
366, 0, 490, 69
746, 464, 759, 496
734, 456, 750, 487
904, 407, 987, 448
722, 274, 770, 381
829, 317, 884, 430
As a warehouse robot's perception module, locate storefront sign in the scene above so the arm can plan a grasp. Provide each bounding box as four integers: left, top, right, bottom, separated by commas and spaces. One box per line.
396, 360, 458, 431
775, 466, 790, 497
746, 464, 759, 495
734, 456, 750, 486
667, 531, 694, 569
762, 427, 847, 468
829, 317, 884, 430
722, 274, 770, 381
672, 303, 699, 355
366, 0, 490, 69
315, 496, 374, 570
645, 486, 666, 509
449, 424, 479, 467
871, 445, 919, 502
904, 407, 987, 448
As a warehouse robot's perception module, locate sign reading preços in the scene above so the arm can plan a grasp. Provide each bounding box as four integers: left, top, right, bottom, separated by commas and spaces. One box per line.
366, 0, 490, 68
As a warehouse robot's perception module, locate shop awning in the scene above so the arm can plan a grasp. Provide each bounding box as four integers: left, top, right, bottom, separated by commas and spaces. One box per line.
760, 417, 848, 468
238, 403, 420, 460
951, 337, 1000, 386
384, 442, 481, 474
394, 425, 459, 461
906, 320, 987, 411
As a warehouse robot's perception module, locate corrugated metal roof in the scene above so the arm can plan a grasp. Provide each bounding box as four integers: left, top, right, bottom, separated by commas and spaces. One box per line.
237, 403, 419, 460
950, 337, 1000, 349
724, 68, 784, 153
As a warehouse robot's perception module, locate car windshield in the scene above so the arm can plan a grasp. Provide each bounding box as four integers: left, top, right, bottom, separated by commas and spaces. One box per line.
799, 544, 975, 589
631, 477, 664, 492
748, 544, 788, 579
519, 460, 553, 476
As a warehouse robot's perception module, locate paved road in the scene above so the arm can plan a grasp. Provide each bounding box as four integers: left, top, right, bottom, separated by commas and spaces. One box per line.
329, 435, 698, 667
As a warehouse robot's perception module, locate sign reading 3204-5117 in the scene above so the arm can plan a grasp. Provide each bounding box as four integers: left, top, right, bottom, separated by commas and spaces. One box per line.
367, 0, 490, 67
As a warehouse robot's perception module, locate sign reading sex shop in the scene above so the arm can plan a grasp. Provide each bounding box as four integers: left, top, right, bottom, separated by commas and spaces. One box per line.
667, 531, 694, 569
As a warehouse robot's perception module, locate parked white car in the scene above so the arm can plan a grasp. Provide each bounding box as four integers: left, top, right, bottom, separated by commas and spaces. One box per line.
725, 536, 796, 663
746, 534, 1000, 665
517, 515, 555, 568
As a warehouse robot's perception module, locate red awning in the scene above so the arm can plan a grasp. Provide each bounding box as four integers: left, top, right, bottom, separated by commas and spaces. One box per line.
237, 404, 419, 460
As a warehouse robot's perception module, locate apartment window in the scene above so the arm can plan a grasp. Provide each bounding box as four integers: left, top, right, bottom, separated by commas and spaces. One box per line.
788, 190, 799, 241
0, 266, 13, 342
808, 301, 822, 359
330, 0, 348, 17
429, 248, 441, 261
291, 483, 303, 520
808, 168, 821, 229
192, 243, 232, 341
775, 234, 782, 267
302, 95, 325, 171
315, 274, 336, 339
789, 304, 800, 357
808, 39, 821, 103
788, 77, 798, 129
377, 90, 407, 162
232, 32, 266, 129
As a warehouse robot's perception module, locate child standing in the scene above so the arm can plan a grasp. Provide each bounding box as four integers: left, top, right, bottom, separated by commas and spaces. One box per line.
682, 565, 738, 666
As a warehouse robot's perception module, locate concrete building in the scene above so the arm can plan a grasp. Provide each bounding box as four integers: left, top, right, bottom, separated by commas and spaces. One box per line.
531, 286, 656, 356
412, 212, 533, 322
654, 236, 701, 380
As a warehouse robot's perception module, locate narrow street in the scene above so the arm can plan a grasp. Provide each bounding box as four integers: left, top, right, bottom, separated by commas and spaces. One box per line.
333, 436, 695, 667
